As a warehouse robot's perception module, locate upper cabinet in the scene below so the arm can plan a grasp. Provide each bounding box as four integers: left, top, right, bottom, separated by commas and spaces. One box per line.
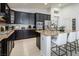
14, 11, 22, 24
0, 3, 11, 24
0, 3, 7, 23
28, 13, 34, 25
10, 10, 15, 24
14, 11, 35, 25
35, 13, 51, 29
5, 4, 11, 24
35, 13, 50, 22
0, 3, 6, 22
14, 11, 29, 24
0, 3, 6, 13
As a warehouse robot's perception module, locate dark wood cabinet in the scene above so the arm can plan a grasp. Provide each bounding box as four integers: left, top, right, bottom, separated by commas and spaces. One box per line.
0, 3, 11, 24
14, 11, 50, 29
15, 30, 24, 39
1, 32, 15, 56
0, 3, 6, 13
35, 13, 50, 22
10, 10, 15, 24
14, 11, 35, 25
36, 32, 40, 49
20, 12, 29, 24
47, 14, 50, 20
14, 11, 21, 24
5, 9, 11, 24
15, 30, 36, 40
35, 13, 51, 29
1, 39, 7, 56
29, 13, 34, 25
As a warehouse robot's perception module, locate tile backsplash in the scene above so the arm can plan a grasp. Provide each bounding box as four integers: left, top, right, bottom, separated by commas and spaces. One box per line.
14, 24, 34, 30
0, 24, 34, 31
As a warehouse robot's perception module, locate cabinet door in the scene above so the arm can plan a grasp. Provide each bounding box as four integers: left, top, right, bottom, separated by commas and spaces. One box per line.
29, 13, 34, 25
7, 40, 11, 56
46, 14, 48, 20
40, 14, 43, 21
36, 13, 40, 21
15, 30, 24, 40
6, 33, 14, 56
10, 32, 15, 48
19, 30, 23, 39
22, 13, 29, 24
15, 30, 20, 39
48, 15, 50, 20
43, 14, 46, 20
0, 3, 6, 12
36, 32, 40, 49
1, 39, 7, 56
15, 12, 30, 24
14, 12, 22, 24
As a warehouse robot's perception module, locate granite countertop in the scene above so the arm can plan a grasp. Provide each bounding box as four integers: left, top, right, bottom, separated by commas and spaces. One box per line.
36, 30, 79, 36
15, 28, 36, 30
36, 30, 60, 36
36, 30, 73, 36
0, 30, 15, 41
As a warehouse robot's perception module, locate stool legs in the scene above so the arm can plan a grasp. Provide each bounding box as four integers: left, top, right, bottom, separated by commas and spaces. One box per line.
58, 46, 60, 56
74, 41, 77, 54
56, 45, 58, 51
65, 44, 68, 56
70, 43, 72, 56
77, 40, 79, 51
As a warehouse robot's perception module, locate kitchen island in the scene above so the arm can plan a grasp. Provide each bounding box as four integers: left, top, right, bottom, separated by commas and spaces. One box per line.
0, 30, 15, 56
36, 30, 68, 56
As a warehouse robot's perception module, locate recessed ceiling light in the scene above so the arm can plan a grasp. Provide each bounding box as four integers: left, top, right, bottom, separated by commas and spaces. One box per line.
44, 3, 48, 5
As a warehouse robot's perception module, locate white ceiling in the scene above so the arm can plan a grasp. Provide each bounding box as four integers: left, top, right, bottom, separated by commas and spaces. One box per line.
8, 3, 71, 14
8, 3, 70, 9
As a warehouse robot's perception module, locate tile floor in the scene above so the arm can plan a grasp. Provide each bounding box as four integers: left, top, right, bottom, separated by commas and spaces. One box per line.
10, 38, 40, 56
10, 38, 79, 56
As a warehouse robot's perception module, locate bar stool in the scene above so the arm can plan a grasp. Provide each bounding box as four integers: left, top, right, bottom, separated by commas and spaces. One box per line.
67, 32, 77, 56
76, 31, 79, 51
51, 33, 68, 56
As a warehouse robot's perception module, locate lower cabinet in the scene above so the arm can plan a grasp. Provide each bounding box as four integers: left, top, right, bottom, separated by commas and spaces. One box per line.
36, 32, 40, 49
1, 32, 15, 56
15, 30, 36, 40
0, 42, 1, 56
1, 39, 7, 56
15, 30, 24, 40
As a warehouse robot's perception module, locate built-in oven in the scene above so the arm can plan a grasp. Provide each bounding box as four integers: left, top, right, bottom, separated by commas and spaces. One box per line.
36, 22, 43, 30
44, 20, 51, 30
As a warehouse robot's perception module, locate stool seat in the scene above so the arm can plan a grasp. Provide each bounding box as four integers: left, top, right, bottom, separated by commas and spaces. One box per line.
51, 33, 68, 56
